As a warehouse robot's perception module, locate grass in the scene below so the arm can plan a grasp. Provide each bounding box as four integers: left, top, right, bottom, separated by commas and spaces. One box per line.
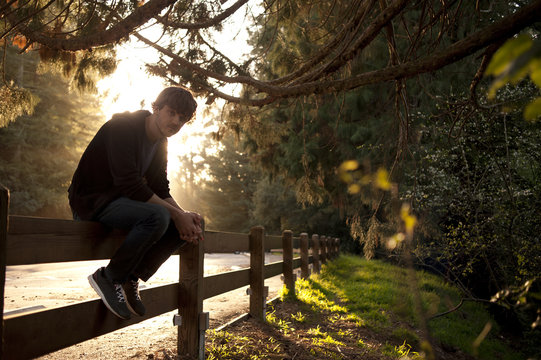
205, 254, 527, 359
314, 255, 524, 359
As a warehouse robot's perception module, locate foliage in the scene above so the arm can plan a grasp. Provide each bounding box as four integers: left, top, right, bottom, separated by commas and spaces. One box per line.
0, 84, 37, 128
403, 91, 541, 297
485, 34, 541, 121
172, 132, 259, 233
0, 47, 105, 217
4, 0, 538, 105
172, 129, 355, 243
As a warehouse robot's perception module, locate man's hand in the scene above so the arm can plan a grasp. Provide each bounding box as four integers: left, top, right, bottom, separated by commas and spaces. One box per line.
171, 210, 203, 244
147, 195, 204, 244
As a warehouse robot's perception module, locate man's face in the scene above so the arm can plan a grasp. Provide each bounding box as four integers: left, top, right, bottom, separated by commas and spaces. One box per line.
155, 105, 191, 138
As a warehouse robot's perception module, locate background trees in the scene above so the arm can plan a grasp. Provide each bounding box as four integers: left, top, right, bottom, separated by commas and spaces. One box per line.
0, 46, 107, 217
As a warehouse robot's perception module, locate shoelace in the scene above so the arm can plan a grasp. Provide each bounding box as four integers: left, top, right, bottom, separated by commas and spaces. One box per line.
131, 280, 142, 301
114, 283, 126, 303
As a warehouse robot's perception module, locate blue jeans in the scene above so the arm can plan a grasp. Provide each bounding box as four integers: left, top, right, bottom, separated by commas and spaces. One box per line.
93, 197, 186, 283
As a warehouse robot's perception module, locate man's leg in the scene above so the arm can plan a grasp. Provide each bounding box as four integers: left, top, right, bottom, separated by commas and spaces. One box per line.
131, 222, 187, 282
121, 223, 187, 316
89, 197, 171, 319
95, 197, 171, 284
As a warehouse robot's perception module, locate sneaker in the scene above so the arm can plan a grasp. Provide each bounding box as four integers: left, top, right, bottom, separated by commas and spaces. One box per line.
123, 280, 146, 316
88, 267, 131, 320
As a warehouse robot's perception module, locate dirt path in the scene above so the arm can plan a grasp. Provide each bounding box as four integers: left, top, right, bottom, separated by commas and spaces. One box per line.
4, 253, 285, 359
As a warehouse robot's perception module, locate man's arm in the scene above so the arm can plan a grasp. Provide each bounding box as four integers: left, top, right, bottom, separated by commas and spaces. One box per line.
147, 194, 202, 243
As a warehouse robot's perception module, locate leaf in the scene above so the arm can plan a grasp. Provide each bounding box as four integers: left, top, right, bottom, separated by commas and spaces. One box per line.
375, 168, 391, 190
486, 35, 535, 99
530, 65, 541, 87
400, 203, 417, 235
485, 34, 532, 77
12, 35, 27, 49
339, 160, 359, 172
524, 97, 541, 122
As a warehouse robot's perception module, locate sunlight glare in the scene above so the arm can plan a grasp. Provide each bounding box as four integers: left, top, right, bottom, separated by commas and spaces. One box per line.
96, 41, 215, 178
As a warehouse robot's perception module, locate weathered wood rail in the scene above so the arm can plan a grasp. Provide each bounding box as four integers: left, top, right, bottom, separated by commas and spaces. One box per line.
0, 185, 340, 359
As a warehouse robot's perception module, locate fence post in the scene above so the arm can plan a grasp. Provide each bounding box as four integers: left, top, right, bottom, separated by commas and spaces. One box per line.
0, 185, 9, 360
320, 235, 327, 264
300, 233, 309, 279
312, 234, 320, 274
249, 226, 265, 321
178, 228, 206, 359
282, 230, 294, 293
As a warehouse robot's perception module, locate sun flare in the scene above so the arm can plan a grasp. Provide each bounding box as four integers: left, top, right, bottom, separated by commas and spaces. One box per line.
96, 43, 215, 177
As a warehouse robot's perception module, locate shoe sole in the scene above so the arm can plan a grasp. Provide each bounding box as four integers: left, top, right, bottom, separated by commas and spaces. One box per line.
88, 274, 131, 320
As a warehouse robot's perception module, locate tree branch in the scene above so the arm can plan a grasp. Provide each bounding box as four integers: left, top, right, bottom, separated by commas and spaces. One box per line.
156, 0, 250, 30
10, 0, 176, 50
275, 0, 541, 97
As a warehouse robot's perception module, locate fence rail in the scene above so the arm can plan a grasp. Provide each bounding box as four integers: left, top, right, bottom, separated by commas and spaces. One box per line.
0, 185, 340, 360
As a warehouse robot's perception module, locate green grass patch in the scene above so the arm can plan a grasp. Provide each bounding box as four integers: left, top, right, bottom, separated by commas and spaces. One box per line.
303, 255, 524, 360
206, 329, 283, 359
206, 255, 527, 359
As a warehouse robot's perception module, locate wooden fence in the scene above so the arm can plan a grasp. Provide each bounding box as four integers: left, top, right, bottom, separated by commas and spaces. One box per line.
0, 185, 340, 359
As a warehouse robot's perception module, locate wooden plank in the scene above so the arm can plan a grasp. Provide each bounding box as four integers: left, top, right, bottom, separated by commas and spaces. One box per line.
204, 230, 249, 253
178, 238, 205, 359
203, 269, 250, 299
3, 283, 178, 360
300, 233, 309, 279
312, 234, 320, 274
282, 230, 294, 292
6, 216, 126, 265
1, 185, 9, 360
264, 261, 283, 279
249, 226, 265, 321
264, 235, 282, 250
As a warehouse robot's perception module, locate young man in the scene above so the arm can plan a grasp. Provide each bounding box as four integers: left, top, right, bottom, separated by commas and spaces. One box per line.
68, 86, 202, 320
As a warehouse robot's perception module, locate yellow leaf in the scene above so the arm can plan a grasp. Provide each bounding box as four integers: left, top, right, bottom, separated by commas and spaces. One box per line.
375, 168, 391, 190
530, 66, 541, 88
360, 174, 372, 185
339, 160, 359, 172
348, 183, 361, 194
486, 34, 532, 77
339, 172, 353, 184
400, 203, 417, 235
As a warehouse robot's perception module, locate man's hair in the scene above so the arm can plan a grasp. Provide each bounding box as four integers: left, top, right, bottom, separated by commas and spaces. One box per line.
152, 86, 197, 119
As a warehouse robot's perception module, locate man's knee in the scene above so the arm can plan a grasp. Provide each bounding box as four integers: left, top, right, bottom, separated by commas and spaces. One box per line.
145, 204, 171, 233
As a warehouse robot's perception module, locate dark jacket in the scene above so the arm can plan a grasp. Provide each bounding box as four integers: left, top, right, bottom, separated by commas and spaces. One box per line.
68, 110, 171, 220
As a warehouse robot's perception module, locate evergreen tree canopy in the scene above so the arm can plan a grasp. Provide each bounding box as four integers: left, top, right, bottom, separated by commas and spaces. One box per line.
1, 0, 540, 107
